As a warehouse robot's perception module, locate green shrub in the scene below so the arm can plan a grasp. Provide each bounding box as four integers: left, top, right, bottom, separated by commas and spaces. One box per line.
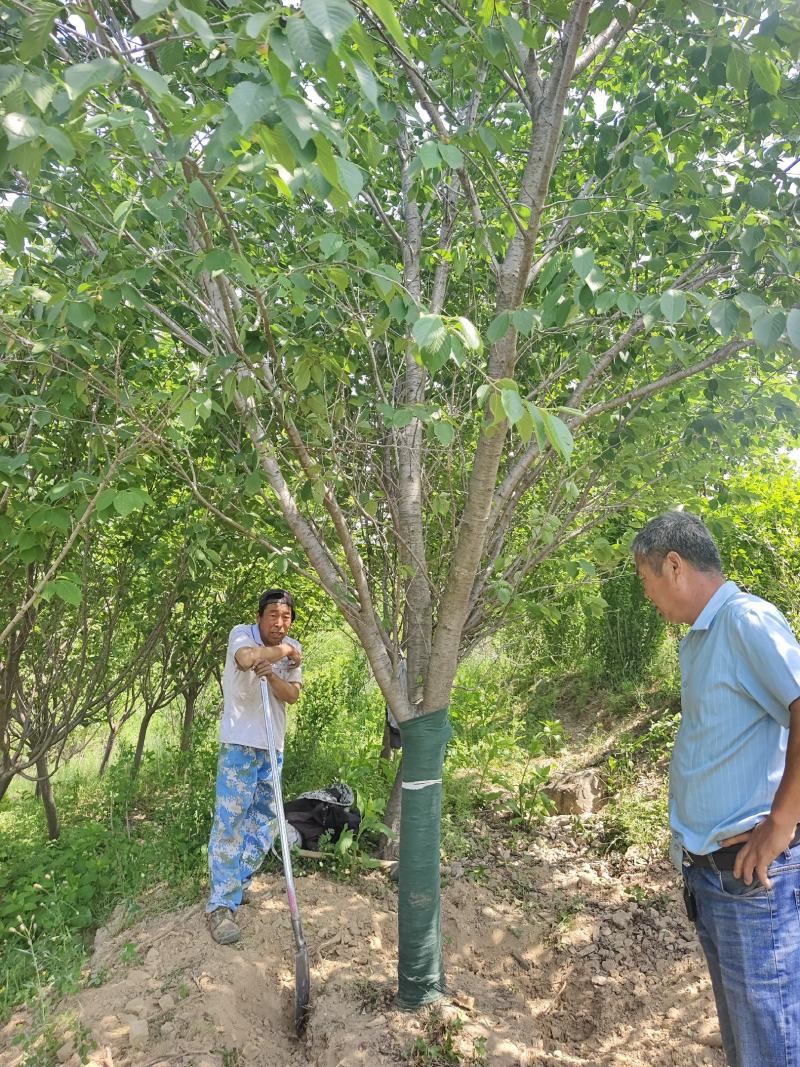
586, 567, 666, 682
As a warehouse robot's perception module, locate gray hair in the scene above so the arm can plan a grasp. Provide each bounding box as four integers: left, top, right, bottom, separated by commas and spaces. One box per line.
632, 511, 723, 574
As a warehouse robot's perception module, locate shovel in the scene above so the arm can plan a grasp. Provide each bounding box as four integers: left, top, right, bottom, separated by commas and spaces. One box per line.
259, 677, 311, 1035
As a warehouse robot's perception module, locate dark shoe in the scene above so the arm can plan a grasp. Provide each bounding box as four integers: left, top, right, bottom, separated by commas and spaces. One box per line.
207, 908, 240, 945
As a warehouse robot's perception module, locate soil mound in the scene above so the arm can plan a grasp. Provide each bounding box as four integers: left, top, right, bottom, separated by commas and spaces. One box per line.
0, 823, 724, 1066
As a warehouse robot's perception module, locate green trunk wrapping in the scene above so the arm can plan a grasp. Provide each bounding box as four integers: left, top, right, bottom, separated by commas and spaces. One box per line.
396, 707, 453, 1008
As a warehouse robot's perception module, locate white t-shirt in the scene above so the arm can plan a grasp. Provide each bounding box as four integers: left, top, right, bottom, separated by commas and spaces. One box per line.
219, 623, 303, 751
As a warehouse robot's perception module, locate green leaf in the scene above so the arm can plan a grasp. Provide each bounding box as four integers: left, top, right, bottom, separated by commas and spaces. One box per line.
335, 157, 364, 201
113, 489, 149, 517
454, 316, 481, 351
286, 15, 330, 67
726, 48, 750, 92
709, 300, 739, 338
0, 65, 23, 98
179, 397, 197, 429
4, 213, 28, 254
188, 179, 214, 207
572, 246, 594, 281
301, 0, 355, 47
660, 289, 687, 323
432, 420, 454, 446
246, 13, 271, 38
66, 302, 96, 332
501, 388, 525, 425
42, 125, 75, 161
751, 309, 785, 350
439, 143, 464, 169
412, 314, 447, 353
747, 182, 771, 210
23, 71, 57, 111
274, 96, 315, 147
361, 0, 411, 58
786, 309, 800, 352
584, 266, 606, 294
487, 311, 511, 343
739, 226, 763, 256
95, 488, 118, 512
735, 292, 765, 315
131, 0, 170, 16
47, 578, 82, 607
176, 3, 216, 47
229, 80, 273, 131
541, 410, 574, 463
350, 56, 378, 106
64, 59, 122, 100
129, 63, 174, 101
19, 5, 58, 61
750, 54, 780, 96
2, 113, 40, 148
244, 471, 262, 495
616, 292, 638, 316
512, 308, 536, 336
418, 140, 441, 170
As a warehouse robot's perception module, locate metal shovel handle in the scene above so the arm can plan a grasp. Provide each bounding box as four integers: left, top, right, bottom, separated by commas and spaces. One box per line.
259, 677, 311, 1035
259, 678, 305, 938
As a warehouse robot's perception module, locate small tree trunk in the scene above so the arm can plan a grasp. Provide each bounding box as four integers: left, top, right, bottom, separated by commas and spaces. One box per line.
380, 718, 392, 761
180, 691, 197, 753
131, 707, 157, 779
98, 722, 119, 777
378, 758, 403, 860
35, 754, 60, 840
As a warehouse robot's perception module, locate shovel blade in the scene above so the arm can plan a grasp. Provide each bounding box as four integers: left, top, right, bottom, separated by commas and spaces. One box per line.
294, 947, 311, 1035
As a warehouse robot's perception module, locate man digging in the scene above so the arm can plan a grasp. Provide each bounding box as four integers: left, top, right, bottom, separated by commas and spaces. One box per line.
205, 589, 302, 945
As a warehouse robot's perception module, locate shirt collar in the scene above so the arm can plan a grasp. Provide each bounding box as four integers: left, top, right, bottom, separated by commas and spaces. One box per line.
690, 580, 740, 632
250, 623, 264, 646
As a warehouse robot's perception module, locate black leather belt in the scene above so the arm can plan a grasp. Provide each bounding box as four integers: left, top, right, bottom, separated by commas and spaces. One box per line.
682, 825, 800, 871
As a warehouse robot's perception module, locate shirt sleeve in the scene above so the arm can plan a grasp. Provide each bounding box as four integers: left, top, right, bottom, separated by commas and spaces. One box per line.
732, 605, 800, 726
228, 624, 256, 662
285, 639, 303, 686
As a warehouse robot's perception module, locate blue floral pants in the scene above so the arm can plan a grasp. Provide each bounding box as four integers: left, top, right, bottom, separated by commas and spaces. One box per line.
206, 743, 283, 914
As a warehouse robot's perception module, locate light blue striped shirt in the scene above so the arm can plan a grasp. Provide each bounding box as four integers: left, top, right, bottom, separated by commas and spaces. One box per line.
670, 580, 800, 863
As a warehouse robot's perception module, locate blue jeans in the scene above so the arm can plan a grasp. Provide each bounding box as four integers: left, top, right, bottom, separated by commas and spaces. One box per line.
684, 842, 800, 1067
206, 743, 282, 914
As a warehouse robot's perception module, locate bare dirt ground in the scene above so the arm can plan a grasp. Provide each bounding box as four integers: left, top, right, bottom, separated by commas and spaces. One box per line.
0, 815, 724, 1067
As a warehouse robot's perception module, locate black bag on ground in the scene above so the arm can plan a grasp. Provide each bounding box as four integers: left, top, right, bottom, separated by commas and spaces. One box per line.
283, 782, 361, 850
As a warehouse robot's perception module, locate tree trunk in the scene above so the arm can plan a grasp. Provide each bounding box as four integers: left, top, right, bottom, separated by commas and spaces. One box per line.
395, 709, 452, 1007
98, 722, 119, 777
131, 707, 157, 779
180, 691, 197, 752
35, 754, 60, 840
378, 757, 403, 860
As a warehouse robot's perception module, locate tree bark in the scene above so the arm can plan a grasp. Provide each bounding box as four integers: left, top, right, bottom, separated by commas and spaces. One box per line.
98, 722, 119, 777
378, 757, 403, 860
35, 753, 60, 840
180, 691, 197, 753
131, 707, 157, 779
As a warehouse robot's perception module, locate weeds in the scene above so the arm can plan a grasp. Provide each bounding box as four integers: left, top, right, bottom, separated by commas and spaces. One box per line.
624, 885, 671, 911
353, 977, 394, 1013
407, 1006, 487, 1066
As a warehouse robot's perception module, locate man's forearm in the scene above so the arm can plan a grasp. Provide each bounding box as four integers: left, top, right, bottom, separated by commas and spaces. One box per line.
267, 674, 301, 705
769, 699, 800, 830
733, 698, 800, 885
235, 643, 293, 670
